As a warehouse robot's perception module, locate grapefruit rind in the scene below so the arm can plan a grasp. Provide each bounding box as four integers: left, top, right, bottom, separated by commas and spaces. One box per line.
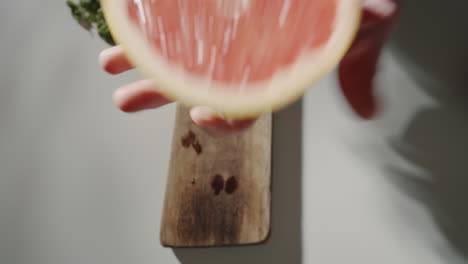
102, 0, 363, 118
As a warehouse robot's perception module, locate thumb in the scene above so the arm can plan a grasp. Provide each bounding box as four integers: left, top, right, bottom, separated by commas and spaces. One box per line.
337, 0, 400, 119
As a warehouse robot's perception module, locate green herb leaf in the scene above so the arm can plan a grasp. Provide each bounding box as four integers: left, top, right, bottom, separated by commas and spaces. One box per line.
67, 0, 115, 45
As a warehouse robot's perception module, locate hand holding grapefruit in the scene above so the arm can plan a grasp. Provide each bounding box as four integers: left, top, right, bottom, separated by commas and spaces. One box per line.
100, 0, 363, 118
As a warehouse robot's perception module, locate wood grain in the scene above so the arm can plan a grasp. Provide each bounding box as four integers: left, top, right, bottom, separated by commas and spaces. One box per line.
160, 104, 272, 247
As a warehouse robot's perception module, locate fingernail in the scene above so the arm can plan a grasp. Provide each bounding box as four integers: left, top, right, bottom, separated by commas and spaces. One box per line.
99, 46, 128, 74
190, 106, 219, 124
189, 107, 229, 137
99, 48, 113, 64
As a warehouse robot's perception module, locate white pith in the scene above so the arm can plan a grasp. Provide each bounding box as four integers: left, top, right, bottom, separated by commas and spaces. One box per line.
102, 0, 362, 118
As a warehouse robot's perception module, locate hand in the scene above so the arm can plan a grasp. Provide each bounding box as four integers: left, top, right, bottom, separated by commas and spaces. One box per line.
99, 45, 257, 137
338, 0, 399, 119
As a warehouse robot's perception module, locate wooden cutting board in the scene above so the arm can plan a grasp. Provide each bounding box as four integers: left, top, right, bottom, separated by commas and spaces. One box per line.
160, 104, 272, 247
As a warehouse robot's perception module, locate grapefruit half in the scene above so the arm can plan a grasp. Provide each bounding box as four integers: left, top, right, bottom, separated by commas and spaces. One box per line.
102, 0, 362, 118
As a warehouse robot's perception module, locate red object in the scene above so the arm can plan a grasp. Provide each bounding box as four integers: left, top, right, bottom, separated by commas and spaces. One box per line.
338, 0, 400, 119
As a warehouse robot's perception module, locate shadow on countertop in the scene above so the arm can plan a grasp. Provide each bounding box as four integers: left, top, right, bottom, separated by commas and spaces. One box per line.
386, 0, 468, 260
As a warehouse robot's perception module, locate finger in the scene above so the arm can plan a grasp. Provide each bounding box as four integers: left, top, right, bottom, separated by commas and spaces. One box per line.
190, 106, 258, 137
99, 45, 134, 75
363, 0, 398, 17
113, 79, 173, 113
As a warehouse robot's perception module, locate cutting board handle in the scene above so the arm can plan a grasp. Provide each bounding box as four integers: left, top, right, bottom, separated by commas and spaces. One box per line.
160, 104, 272, 247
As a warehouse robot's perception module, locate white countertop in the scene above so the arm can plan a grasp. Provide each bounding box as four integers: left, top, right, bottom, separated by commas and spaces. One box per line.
1, 1, 468, 263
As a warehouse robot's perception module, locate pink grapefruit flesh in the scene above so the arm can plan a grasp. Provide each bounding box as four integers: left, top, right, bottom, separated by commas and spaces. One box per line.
127, 0, 337, 85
